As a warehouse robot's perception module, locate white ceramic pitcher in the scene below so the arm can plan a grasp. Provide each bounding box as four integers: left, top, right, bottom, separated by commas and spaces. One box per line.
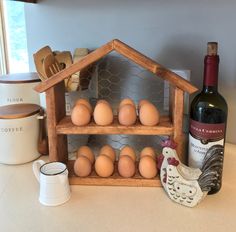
33, 160, 71, 206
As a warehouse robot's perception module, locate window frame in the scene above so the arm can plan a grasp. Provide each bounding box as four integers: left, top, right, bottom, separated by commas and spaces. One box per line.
13, 0, 37, 3
0, 0, 9, 75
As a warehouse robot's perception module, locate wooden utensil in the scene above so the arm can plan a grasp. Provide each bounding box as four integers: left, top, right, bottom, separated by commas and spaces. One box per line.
43, 53, 62, 78
71, 48, 89, 91
33, 46, 53, 81
55, 51, 73, 91
55, 51, 73, 68
38, 108, 48, 155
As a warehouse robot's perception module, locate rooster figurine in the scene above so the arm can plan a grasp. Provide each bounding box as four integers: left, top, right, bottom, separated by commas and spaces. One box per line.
158, 140, 224, 207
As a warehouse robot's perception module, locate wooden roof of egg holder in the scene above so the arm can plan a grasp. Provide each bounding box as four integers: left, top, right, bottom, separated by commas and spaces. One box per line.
35, 39, 198, 187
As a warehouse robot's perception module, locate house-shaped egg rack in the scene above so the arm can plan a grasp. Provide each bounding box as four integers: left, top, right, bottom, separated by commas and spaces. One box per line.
35, 39, 198, 187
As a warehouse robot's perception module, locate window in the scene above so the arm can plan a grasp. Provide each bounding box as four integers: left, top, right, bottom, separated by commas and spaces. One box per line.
0, 1, 7, 75
1, 0, 29, 74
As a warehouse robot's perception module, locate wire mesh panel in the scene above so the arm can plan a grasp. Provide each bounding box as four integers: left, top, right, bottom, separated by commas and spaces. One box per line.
93, 53, 165, 113
67, 53, 191, 160
87, 53, 168, 156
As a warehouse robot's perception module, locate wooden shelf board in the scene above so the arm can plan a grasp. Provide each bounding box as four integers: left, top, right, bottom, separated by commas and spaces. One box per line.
67, 160, 162, 187
57, 115, 173, 135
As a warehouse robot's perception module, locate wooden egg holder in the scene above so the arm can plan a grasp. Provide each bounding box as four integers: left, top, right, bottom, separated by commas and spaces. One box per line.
35, 39, 197, 187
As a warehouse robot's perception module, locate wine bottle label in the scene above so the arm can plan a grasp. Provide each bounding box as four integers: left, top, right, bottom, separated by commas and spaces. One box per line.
188, 119, 225, 168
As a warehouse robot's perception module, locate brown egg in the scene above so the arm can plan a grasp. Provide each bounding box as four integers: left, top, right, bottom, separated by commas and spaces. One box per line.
139, 103, 160, 126
119, 98, 136, 109
140, 147, 156, 160
74, 156, 92, 177
71, 103, 91, 126
120, 146, 136, 162
97, 99, 111, 107
118, 104, 137, 126
95, 155, 114, 177
93, 102, 113, 126
77, 146, 95, 164
138, 99, 150, 109
75, 99, 92, 114
118, 155, 135, 178
139, 156, 157, 178
99, 145, 116, 163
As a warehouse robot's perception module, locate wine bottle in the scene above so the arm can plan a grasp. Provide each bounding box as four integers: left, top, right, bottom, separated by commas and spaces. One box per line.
188, 42, 227, 194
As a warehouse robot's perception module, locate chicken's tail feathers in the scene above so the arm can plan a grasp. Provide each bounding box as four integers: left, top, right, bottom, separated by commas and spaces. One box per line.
198, 145, 224, 192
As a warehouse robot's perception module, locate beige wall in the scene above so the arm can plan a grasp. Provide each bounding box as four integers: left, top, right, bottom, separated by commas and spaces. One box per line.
25, 0, 236, 143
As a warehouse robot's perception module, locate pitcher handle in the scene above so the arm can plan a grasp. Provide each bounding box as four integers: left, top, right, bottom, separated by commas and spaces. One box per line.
33, 160, 45, 182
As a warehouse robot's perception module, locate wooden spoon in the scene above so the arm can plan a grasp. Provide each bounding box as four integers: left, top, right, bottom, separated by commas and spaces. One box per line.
33, 46, 53, 81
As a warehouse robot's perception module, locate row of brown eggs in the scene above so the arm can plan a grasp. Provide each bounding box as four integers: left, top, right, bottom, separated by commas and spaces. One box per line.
71, 98, 160, 126
73, 145, 158, 179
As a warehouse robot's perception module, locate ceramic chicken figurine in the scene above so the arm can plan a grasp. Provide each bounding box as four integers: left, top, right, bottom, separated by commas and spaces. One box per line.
158, 140, 224, 207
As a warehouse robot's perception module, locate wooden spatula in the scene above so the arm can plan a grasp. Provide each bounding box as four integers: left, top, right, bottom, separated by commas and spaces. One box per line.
42, 53, 62, 78
33, 46, 53, 80
55, 51, 73, 68
55, 51, 73, 91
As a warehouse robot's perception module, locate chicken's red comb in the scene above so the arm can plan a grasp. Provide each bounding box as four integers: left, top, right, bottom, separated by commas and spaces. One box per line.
161, 139, 177, 149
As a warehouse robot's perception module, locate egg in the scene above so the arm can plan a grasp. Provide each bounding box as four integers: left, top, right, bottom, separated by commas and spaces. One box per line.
71, 103, 91, 126
77, 146, 95, 164
97, 99, 112, 108
119, 98, 136, 109
118, 104, 137, 126
74, 156, 92, 177
95, 155, 114, 177
140, 147, 156, 160
139, 103, 160, 126
118, 155, 136, 178
139, 156, 157, 178
99, 145, 116, 163
138, 99, 150, 109
75, 98, 92, 114
120, 145, 136, 162
93, 102, 113, 126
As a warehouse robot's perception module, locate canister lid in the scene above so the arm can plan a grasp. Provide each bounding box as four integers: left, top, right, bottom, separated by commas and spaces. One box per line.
0, 104, 41, 119
0, 72, 40, 84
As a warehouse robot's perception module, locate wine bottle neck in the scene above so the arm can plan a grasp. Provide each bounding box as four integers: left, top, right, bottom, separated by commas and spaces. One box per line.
203, 55, 219, 92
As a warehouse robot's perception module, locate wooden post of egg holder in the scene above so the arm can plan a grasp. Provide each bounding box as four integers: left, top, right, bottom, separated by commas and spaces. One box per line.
35, 39, 198, 187
45, 81, 68, 163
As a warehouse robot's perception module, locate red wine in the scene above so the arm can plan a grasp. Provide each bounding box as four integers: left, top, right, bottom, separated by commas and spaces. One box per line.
188, 42, 227, 194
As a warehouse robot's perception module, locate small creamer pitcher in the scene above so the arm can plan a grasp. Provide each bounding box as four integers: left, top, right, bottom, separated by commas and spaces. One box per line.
33, 160, 71, 206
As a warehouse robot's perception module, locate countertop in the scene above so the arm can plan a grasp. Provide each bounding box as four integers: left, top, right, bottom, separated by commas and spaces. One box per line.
1, 143, 236, 232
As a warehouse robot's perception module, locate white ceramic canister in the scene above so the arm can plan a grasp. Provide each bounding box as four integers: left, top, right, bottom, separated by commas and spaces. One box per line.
0, 104, 42, 164
0, 72, 41, 106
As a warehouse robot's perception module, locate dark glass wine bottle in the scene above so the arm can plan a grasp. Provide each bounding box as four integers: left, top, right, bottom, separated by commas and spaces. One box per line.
188, 42, 227, 194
